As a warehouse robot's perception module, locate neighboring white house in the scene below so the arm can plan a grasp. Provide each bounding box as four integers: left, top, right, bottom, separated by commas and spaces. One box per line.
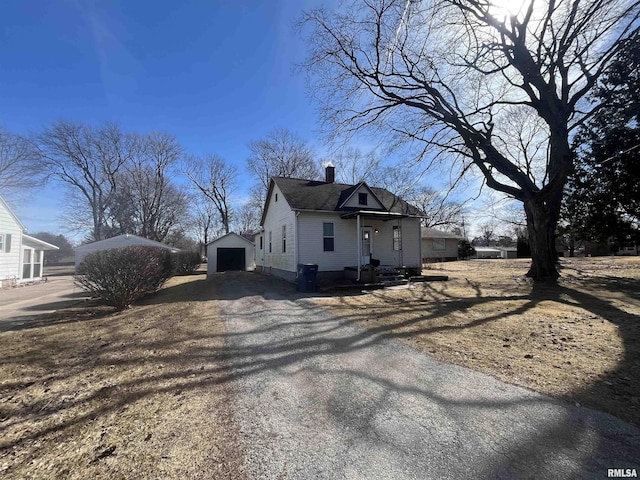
255, 166, 423, 282
473, 246, 518, 259
206, 232, 256, 275
74, 234, 179, 271
422, 228, 461, 262
0, 195, 59, 287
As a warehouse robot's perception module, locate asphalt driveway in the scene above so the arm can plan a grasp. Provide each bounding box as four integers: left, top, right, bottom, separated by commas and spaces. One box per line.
217, 272, 640, 480
0, 275, 89, 331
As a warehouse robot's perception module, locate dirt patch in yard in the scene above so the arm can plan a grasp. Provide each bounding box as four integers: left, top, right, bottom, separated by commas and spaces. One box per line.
311, 257, 640, 426
0, 274, 247, 479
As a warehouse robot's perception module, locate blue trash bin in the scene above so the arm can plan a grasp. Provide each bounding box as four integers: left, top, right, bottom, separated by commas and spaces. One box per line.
297, 264, 318, 292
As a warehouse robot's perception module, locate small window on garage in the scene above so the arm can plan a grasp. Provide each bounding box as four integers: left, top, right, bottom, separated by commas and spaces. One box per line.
323, 222, 334, 251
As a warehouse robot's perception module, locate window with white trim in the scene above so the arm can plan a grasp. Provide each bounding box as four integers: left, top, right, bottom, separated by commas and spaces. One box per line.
0, 234, 4, 253
393, 226, 402, 251
323, 222, 334, 251
282, 225, 287, 253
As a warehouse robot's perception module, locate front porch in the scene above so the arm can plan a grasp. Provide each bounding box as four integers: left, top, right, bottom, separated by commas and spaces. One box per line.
343, 264, 419, 285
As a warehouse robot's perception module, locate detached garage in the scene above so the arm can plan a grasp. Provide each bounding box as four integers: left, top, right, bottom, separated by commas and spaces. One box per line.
207, 233, 255, 275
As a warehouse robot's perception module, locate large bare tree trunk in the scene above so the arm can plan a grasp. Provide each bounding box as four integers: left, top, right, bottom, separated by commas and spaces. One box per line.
524, 196, 560, 280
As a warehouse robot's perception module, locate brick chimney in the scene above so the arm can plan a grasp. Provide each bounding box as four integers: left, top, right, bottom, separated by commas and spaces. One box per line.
325, 164, 335, 183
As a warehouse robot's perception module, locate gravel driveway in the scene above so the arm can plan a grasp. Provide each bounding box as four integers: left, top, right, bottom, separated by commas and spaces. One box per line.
218, 272, 639, 479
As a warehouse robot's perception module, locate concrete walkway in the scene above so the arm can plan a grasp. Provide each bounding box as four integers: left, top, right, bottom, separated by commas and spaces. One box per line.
217, 273, 640, 480
0, 275, 89, 331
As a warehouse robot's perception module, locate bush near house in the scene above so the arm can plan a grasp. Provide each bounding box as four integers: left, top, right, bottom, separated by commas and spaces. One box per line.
76, 246, 174, 310
172, 250, 202, 275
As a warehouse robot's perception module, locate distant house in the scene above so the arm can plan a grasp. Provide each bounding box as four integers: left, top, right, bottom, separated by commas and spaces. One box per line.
421, 228, 460, 262
74, 234, 179, 271
255, 166, 423, 283
473, 246, 517, 259
0, 195, 59, 287
207, 232, 256, 274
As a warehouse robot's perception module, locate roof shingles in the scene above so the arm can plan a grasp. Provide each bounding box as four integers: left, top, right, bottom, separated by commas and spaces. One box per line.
272, 177, 421, 216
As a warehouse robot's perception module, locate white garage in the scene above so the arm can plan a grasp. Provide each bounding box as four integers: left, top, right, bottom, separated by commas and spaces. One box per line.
75, 234, 178, 272
207, 233, 255, 275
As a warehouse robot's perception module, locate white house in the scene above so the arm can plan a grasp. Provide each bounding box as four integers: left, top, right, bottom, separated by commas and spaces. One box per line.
255, 166, 423, 283
422, 227, 461, 262
0, 195, 59, 287
74, 233, 179, 271
207, 232, 256, 275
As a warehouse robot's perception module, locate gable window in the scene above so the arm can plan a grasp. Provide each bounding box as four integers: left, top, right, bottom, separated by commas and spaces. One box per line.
432, 238, 446, 251
358, 193, 368, 205
259, 236, 263, 250
323, 222, 334, 252
275, 193, 278, 202
269, 231, 272, 253
282, 225, 287, 253
393, 226, 402, 251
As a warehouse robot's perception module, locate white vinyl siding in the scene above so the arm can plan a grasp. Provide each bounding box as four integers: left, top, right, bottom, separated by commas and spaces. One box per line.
341, 185, 384, 209
297, 214, 422, 271
261, 184, 296, 272
0, 200, 23, 281
206, 233, 255, 275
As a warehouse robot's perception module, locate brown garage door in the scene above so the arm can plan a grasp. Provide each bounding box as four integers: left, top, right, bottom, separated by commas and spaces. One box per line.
216, 248, 246, 272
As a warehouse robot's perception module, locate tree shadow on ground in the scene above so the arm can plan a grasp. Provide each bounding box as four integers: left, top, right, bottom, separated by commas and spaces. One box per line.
1, 270, 638, 477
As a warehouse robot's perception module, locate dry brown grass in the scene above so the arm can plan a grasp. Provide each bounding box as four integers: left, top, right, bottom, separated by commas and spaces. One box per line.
311, 257, 640, 426
0, 274, 247, 480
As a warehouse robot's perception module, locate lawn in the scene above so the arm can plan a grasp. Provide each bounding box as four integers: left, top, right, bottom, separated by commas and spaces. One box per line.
0, 273, 247, 480
2, 256, 638, 478
312, 257, 640, 426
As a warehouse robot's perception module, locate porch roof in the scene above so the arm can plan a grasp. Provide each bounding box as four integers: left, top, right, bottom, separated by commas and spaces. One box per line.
22, 234, 59, 251
339, 210, 415, 221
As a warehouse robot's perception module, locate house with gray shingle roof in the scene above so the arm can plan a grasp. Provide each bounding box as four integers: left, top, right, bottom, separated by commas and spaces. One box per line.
255, 166, 424, 283
421, 227, 461, 261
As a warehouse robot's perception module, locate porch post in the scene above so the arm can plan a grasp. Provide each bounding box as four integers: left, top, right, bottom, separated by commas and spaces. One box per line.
356, 214, 361, 282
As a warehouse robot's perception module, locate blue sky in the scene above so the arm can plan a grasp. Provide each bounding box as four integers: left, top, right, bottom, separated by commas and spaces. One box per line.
1, 0, 335, 235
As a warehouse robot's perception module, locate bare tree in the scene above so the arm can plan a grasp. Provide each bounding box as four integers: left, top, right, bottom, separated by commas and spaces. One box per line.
0, 126, 44, 200
233, 202, 261, 235
37, 121, 133, 241
301, 0, 640, 280
192, 197, 218, 248
408, 186, 463, 229
185, 154, 237, 234
329, 147, 385, 185
247, 128, 319, 214
115, 132, 187, 242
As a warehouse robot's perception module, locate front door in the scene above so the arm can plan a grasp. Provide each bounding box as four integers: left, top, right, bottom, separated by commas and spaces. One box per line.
361, 227, 373, 265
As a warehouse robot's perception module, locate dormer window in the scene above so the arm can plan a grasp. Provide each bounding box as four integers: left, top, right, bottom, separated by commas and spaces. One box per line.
358, 193, 368, 205
275, 193, 278, 202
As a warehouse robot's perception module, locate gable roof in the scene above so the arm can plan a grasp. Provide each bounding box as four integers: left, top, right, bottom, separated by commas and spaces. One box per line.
263, 177, 422, 224
421, 227, 462, 240
207, 232, 255, 246
0, 195, 26, 231
75, 234, 179, 252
